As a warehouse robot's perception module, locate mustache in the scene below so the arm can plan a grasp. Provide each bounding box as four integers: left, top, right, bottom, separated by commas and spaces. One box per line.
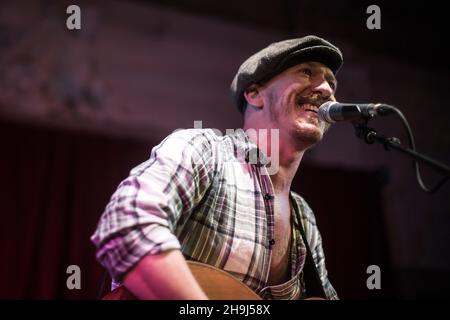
296, 94, 329, 107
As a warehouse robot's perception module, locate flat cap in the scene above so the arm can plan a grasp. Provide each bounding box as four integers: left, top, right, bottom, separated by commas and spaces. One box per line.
230, 35, 343, 113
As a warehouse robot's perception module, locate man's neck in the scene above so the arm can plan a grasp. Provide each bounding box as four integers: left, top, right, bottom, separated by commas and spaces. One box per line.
243, 126, 305, 194
270, 145, 303, 194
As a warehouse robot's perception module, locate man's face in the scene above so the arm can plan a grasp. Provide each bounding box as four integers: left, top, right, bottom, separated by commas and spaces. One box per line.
258, 61, 337, 147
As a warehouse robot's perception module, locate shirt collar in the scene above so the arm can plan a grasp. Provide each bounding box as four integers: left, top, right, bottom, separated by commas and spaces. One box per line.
228, 129, 271, 167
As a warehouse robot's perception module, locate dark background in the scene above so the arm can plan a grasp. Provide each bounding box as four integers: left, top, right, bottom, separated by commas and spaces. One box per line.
1, 0, 449, 299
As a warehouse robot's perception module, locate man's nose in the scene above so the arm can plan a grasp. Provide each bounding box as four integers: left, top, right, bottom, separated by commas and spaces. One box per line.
311, 78, 333, 98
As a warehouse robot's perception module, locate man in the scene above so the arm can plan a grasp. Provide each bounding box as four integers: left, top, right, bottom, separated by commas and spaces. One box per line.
91, 35, 342, 300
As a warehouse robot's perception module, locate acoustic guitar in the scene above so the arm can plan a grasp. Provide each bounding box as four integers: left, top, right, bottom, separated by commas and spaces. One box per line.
102, 261, 261, 300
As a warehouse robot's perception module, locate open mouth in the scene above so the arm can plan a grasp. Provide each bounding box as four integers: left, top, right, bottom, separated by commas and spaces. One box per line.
295, 96, 320, 113
298, 103, 319, 114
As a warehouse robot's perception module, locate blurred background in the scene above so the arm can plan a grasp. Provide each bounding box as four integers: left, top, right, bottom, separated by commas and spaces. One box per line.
1, 0, 449, 299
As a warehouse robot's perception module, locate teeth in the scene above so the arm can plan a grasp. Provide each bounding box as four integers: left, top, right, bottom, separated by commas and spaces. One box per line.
302, 104, 318, 112
295, 101, 318, 112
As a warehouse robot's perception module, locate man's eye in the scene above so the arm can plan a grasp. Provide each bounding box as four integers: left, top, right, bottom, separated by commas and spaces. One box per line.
300, 68, 312, 76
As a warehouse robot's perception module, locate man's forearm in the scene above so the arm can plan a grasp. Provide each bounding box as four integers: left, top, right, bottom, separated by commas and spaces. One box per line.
123, 249, 208, 300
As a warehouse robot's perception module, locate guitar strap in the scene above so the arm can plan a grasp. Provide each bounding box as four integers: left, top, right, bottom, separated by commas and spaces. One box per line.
291, 197, 327, 299
96, 269, 108, 299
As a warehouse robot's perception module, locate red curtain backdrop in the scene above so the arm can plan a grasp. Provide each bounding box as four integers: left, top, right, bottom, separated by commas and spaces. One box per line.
0, 119, 390, 299
0, 120, 151, 299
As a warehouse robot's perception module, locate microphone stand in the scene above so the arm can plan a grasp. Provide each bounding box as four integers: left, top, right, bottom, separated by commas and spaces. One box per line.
352, 121, 450, 177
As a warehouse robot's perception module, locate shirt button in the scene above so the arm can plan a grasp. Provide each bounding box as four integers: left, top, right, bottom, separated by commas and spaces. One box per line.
264, 193, 274, 200
269, 239, 276, 246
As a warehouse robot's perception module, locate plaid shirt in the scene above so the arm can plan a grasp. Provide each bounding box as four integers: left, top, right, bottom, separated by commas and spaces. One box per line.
91, 128, 338, 300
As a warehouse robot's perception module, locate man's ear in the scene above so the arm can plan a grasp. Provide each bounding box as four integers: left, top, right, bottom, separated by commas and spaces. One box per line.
243, 84, 264, 108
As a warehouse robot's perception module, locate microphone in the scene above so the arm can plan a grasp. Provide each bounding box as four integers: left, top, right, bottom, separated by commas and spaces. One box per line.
318, 101, 394, 123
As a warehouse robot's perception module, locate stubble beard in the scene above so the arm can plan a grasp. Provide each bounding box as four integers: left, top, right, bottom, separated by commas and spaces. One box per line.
268, 90, 326, 150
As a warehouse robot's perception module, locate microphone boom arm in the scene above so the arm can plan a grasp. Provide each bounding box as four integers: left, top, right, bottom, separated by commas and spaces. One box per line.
353, 122, 450, 177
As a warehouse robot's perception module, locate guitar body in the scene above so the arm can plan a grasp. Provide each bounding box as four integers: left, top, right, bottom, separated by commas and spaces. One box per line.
102, 261, 261, 300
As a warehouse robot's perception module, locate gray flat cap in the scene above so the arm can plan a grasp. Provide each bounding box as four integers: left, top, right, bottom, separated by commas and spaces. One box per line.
230, 35, 343, 113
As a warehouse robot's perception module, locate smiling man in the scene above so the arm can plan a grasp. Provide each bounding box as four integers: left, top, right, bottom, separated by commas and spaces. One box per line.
92, 35, 343, 300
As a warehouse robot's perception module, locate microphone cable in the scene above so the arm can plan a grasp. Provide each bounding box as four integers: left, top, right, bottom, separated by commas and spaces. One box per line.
386, 105, 448, 194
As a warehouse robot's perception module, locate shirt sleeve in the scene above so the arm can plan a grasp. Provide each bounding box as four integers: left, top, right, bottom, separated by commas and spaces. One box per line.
90, 129, 218, 281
